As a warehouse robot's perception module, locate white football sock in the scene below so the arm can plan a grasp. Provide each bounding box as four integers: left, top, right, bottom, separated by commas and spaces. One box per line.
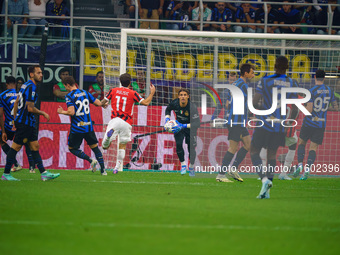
260, 148, 267, 167
115, 149, 125, 170
283, 149, 296, 174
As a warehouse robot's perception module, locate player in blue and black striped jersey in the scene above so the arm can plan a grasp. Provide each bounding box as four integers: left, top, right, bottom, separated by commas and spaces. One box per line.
211, 72, 237, 121
57, 76, 108, 175
215, 64, 255, 183
1, 65, 60, 181
0, 76, 35, 173
251, 56, 299, 199
294, 70, 339, 180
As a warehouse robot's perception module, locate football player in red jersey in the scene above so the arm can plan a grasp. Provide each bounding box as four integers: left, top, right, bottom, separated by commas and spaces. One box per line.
101, 73, 156, 173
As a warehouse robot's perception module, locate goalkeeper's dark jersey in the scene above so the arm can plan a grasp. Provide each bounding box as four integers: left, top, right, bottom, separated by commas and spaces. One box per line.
15, 80, 37, 127
165, 98, 200, 129
0, 88, 17, 131
66, 89, 96, 134
302, 84, 335, 129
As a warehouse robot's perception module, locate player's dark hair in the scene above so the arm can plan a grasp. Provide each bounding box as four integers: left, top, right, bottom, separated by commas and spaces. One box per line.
240, 63, 254, 76
27, 65, 41, 76
315, 69, 326, 81
275, 56, 289, 73
16, 77, 25, 84
178, 88, 190, 96
6, 76, 16, 84
315, 69, 326, 83
96, 71, 103, 77
62, 76, 76, 86
59, 68, 70, 77
120, 73, 131, 87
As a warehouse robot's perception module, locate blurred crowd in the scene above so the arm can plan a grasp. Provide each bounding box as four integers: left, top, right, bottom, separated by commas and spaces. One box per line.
127, 0, 340, 35
1, 0, 69, 37
1, 1, 339, 37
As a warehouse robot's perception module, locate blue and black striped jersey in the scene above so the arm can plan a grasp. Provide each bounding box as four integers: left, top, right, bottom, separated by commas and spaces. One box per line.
255, 74, 297, 132
228, 78, 248, 126
15, 80, 37, 127
66, 89, 96, 133
0, 88, 17, 131
302, 84, 335, 128
211, 88, 230, 120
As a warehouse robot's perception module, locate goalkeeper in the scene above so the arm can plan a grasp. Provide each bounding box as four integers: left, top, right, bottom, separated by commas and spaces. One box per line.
164, 89, 200, 176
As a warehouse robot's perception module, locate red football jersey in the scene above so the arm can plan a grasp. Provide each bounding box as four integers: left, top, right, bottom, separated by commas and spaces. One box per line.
105, 87, 144, 125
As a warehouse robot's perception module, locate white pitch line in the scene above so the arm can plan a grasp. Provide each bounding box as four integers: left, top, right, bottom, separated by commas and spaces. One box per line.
0, 220, 339, 233
17, 178, 340, 191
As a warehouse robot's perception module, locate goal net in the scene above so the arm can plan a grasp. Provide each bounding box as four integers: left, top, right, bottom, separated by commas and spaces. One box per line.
89, 29, 340, 175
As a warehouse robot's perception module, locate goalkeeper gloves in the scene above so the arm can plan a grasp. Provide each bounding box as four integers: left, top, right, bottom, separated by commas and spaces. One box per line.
172, 120, 187, 134
164, 117, 171, 131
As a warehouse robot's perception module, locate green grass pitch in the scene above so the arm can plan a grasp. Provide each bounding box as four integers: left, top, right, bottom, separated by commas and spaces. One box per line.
1, 170, 340, 255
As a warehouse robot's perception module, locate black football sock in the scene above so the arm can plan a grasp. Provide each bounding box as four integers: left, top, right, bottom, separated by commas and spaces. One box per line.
31, 150, 46, 174
4, 148, 18, 174
91, 146, 105, 172
70, 149, 91, 163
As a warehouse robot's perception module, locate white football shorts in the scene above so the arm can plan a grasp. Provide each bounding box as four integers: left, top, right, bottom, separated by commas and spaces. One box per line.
104, 117, 132, 144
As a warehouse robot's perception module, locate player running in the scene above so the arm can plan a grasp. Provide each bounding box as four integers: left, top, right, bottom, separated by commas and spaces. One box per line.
251, 56, 298, 198
57, 76, 107, 175
215, 64, 255, 182
164, 88, 200, 176
101, 73, 155, 174
294, 69, 338, 180
1, 65, 60, 181
0, 76, 35, 173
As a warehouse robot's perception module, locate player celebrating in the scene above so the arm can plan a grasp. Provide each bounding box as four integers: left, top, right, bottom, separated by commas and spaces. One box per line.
164, 89, 200, 176
216, 64, 255, 182
294, 69, 338, 180
251, 56, 298, 198
57, 76, 107, 175
0, 76, 35, 173
1, 65, 60, 181
101, 73, 155, 173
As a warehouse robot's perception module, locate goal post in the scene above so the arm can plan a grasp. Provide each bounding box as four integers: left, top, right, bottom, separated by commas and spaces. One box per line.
90, 28, 340, 175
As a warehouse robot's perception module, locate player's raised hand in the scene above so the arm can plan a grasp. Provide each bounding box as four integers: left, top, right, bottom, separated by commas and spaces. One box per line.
57, 106, 64, 114
150, 83, 156, 94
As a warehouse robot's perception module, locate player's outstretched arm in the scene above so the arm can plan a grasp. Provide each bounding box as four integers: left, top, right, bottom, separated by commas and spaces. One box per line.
27, 101, 50, 121
99, 98, 109, 108
140, 83, 156, 106
93, 98, 109, 108
57, 105, 75, 116
53, 89, 68, 99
